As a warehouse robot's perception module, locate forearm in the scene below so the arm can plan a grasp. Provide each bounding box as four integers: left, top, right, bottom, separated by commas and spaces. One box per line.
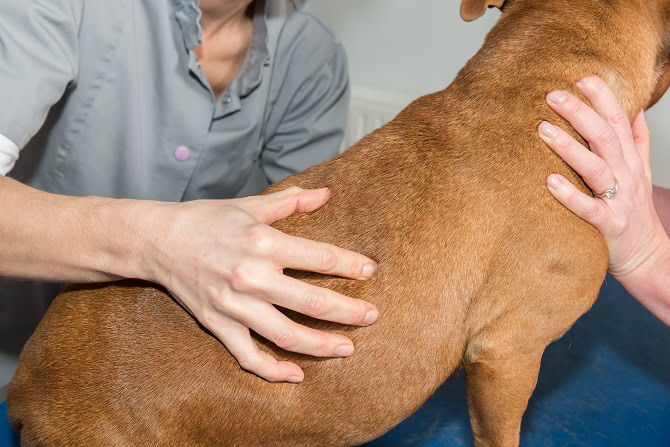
0, 175, 159, 283
614, 237, 670, 327
653, 185, 670, 236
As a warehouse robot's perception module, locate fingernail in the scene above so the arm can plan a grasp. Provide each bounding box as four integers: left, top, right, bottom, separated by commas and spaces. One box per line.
577, 76, 594, 89
539, 121, 557, 139
547, 90, 568, 104
361, 263, 377, 279
287, 375, 303, 383
335, 344, 355, 357
364, 309, 379, 325
547, 174, 562, 191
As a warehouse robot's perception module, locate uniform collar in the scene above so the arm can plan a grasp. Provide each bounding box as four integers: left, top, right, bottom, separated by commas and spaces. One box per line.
174, 0, 269, 98
174, 0, 203, 51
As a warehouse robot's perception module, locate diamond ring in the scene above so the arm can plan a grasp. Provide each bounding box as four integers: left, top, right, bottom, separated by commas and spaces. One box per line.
595, 178, 619, 199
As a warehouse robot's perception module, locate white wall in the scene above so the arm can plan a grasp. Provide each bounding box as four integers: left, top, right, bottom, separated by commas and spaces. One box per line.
311, 0, 670, 188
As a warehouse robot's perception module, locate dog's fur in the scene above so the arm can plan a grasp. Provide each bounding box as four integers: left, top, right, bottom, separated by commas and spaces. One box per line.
8, 0, 670, 446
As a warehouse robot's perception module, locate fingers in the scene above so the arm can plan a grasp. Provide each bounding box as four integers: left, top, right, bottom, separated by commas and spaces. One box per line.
632, 110, 652, 183
251, 272, 378, 326
545, 87, 627, 172
575, 76, 634, 144
546, 174, 609, 230
539, 121, 618, 195
269, 228, 377, 280
232, 299, 357, 359
246, 187, 331, 225
207, 316, 305, 383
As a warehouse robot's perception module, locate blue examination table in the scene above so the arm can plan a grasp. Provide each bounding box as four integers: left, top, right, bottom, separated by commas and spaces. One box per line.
2, 276, 669, 446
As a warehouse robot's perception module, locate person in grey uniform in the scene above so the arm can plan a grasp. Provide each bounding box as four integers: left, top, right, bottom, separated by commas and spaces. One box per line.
0, 0, 380, 384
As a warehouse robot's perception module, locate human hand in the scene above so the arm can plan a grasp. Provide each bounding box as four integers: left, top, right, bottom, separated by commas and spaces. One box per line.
538, 75, 670, 279
145, 187, 379, 383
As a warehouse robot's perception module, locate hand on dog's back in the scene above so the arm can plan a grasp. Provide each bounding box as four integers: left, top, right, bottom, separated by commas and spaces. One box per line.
143, 186, 379, 383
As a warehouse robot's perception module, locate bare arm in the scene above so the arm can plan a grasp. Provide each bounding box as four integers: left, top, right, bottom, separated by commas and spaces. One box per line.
0, 175, 150, 282
613, 239, 670, 326
0, 176, 379, 382
653, 185, 670, 236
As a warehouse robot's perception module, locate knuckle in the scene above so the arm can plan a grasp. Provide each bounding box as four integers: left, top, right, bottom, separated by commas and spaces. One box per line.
246, 224, 274, 255
564, 186, 578, 204
629, 160, 646, 178
313, 339, 331, 357
589, 160, 609, 180
555, 133, 572, 151
229, 264, 254, 293
597, 128, 619, 147
200, 279, 219, 301
609, 109, 629, 126
567, 98, 582, 116
273, 327, 298, 351
316, 248, 338, 272
348, 256, 363, 278
197, 307, 219, 330
583, 203, 602, 222
210, 288, 236, 315
610, 216, 628, 236
302, 290, 327, 317
203, 282, 226, 307
589, 76, 605, 94
349, 302, 366, 325
589, 77, 607, 94
237, 354, 261, 373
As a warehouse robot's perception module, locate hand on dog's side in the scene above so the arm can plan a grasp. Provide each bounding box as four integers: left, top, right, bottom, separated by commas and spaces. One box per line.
142, 187, 379, 382
538, 75, 670, 325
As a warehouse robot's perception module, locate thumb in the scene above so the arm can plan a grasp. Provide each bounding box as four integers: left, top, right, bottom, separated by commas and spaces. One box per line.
249, 187, 331, 224
631, 109, 652, 183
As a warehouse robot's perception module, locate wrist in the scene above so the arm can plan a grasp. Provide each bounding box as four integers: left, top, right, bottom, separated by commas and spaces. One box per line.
85, 196, 171, 283
652, 185, 670, 236
612, 235, 670, 296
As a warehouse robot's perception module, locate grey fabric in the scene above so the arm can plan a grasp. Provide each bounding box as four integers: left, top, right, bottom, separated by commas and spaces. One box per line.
3, 0, 349, 200
0, 0, 348, 360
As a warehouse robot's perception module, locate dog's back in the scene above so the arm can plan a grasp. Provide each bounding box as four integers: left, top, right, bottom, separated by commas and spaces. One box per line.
6, 93, 606, 446
9, 0, 669, 445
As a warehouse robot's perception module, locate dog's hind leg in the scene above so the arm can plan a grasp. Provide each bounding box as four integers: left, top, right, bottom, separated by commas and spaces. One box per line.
464, 351, 543, 447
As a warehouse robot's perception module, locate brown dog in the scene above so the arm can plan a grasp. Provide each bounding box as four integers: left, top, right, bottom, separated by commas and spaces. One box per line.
8, 0, 670, 446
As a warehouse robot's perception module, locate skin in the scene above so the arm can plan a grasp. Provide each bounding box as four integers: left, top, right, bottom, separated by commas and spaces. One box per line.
196, 0, 254, 97
0, 0, 379, 383
538, 75, 670, 326
653, 185, 670, 236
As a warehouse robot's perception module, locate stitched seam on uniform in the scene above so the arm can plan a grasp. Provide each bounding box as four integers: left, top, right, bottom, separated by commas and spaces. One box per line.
0, 110, 32, 148
50, 2, 127, 190
288, 0, 338, 42
265, 41, 337, 145
32, 0, 83, 81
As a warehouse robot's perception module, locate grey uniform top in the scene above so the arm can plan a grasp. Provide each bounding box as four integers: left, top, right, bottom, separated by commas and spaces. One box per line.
0, 0, 349, 200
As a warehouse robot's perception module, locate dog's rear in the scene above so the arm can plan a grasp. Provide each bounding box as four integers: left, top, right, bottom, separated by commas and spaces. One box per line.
8, 0, 670, 446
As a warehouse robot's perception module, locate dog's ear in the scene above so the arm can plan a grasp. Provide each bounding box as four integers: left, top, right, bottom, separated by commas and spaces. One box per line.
460, 0, 506, 21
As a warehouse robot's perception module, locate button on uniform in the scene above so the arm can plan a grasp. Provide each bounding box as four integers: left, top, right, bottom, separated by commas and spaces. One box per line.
174, 145, 191, 161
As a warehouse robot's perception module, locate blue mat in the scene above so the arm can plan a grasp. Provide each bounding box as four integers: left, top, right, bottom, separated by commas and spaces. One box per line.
2, 276, 668, 446
0, 402, 18, 447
